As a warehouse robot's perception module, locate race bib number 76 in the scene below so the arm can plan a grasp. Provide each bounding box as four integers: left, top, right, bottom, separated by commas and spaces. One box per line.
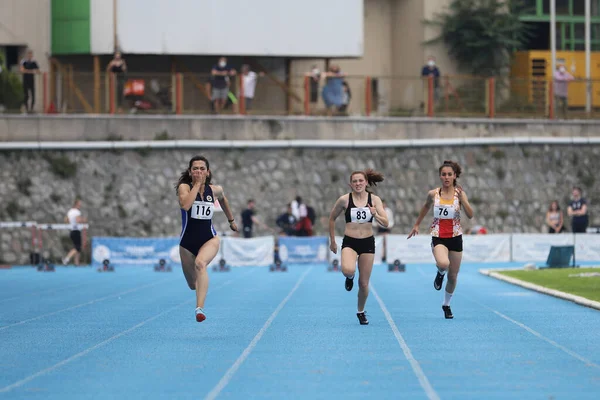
434, 205, 455, 219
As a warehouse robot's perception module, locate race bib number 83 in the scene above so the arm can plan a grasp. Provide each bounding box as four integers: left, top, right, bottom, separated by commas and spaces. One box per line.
350, 207, 371, 223
191, 201, 214, 220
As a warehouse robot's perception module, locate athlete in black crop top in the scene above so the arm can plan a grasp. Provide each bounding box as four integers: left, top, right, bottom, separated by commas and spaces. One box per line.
329, 169, 388, 325
176, 155, 238, 323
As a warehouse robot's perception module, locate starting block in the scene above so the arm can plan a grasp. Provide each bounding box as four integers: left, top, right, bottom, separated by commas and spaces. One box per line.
387, 259, 406, 272
98, 259, 115, 272
327, 259, 341, 272
37, 259, 55, 272
269, 259, 287, 272
154, 258, 173, 272
212, 258, 230, 272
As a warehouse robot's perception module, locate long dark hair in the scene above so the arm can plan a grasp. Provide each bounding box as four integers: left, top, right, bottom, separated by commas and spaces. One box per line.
438, 160, 462, 187
350, 168, 384, 190
175, 155, 211, 192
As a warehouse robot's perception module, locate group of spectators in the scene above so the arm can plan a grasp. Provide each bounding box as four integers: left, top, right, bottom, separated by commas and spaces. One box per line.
240, 197, 317, 239
546, 186, 590, 234
205, 56, 265, 114
306, 64, 351, 115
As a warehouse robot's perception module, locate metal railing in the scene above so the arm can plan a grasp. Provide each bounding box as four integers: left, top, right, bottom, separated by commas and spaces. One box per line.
2, 70, 600, 119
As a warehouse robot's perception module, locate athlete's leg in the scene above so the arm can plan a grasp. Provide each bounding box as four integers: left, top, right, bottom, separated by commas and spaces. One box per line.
341, 246, 358, 291
179, 246, 197, 290
432, 244, 450, 290
432, 244, 450, 272
356, 253, 375, 312
341, 247, 358, 278
63, 248, 77, 264
445, 251, 463, 297
194, 237, 220, 309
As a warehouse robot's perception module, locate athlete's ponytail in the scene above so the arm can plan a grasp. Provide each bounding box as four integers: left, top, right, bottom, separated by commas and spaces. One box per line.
175, 155, 211, 192
438, 160, 462, 187
350, 169, 384, 189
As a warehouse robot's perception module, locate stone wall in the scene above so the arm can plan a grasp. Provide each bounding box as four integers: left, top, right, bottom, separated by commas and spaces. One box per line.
2, 115, 600, 142
0, 144, 598, 264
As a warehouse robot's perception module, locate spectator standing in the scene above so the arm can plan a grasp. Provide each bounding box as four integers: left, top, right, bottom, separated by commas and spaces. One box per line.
19, 49, 40, 113
321, 65, 345, 116
241, 199, 271, 238
106, 51, 128, 112
553, 63, 574, 119
62, 199, 86, 266
240, 64, 264, 112
338, 80, 352, 114
306, 65, 321, 113
568, 187, 589, 233
211, 57, 236, 114
421, 56, 441, 105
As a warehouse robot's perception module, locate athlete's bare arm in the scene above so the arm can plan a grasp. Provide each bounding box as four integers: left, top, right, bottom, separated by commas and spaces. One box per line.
178, 183, 201, 211
408, 190, 435, 238
456, 186, 474, 219
370, 195, 389, 228
328, 194, 348, 254
211, 185, 238, 232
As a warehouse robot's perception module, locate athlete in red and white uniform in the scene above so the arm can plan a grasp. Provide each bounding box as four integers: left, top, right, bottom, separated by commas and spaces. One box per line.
408, 160, 474, 319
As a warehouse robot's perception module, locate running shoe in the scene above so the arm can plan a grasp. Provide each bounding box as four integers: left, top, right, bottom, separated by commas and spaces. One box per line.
442, 305, 453, 319
345, 276, 354, 292
195, 307, 206, 323
357, 311, 369, 325
434, 271, 445, 291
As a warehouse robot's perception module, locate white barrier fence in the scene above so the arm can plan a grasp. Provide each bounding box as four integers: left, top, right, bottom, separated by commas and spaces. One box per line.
386, 233, 600, 264
0, 221, 90, 264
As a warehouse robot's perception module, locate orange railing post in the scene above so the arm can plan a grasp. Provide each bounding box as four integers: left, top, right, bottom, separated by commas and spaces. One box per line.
365, 76, 372, 116
427, 75, 434, 117
42, 72, 48, 114
304, 75, 310, 116
444, 76, 449, 112
488, 77, 495, 118
548, 79, 555, 120
109, 73, 116, 114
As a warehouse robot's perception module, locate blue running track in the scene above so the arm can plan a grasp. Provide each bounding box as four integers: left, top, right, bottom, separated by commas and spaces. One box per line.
1, 262, 599, 400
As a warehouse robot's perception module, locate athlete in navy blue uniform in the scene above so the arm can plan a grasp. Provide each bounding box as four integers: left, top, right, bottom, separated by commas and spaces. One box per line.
176, 155, 238, 322
328, 169, 388, 325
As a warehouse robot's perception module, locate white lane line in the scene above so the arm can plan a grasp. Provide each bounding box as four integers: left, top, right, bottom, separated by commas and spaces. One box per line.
204, 267, 313, 400
0, 282, 88, 304
464, 296, 600, 369
0, 277, 180, 331
0, 270, 253, 393
370, 283, 441, 400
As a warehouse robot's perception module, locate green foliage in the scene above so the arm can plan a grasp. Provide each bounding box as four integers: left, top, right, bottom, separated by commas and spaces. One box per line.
6, 200, 23, 219
0, 53, 25, 111
425, 0, 532, 77
134, 147, 152, 157
154, 131, 172, 140
469, 196, 482, 205
50, 193, 62, 203
496, 209, 509, 219
490, 148, 506, 159
16, 177, 32, 196
495, 167, 506, 180
42, 153, 78, 179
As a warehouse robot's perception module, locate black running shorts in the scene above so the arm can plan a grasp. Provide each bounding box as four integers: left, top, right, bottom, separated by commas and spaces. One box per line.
431, 235, 463, 252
